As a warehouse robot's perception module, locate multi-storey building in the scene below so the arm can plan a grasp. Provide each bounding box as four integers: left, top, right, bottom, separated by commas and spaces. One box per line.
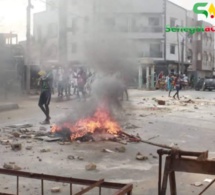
33, 0, 215, 86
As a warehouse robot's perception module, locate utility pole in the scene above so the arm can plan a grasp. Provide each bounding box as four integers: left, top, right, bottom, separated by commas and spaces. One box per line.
58, 0, 68, 67
177, 29, 180, 74
181, 38, 184, 74
26, 0, 32, 93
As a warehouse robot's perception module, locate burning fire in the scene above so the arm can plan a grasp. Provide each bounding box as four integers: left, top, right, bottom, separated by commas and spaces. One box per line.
51, 106, 122, 141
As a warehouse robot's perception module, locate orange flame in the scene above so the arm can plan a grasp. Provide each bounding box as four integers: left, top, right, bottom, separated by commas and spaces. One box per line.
51, 106, 121, 140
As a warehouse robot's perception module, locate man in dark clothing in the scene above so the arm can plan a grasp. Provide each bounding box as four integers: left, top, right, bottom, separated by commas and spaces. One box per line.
38, 68, 53, 124
76, 67, 87, 100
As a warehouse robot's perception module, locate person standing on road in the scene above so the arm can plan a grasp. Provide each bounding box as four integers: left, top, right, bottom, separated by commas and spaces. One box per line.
38, 67, 53, 125
167, 74, 174, 97
76, 67, 87, 101
173, 75, 181, 100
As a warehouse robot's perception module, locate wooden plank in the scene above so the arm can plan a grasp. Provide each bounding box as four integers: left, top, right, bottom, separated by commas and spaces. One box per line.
74, 179, 104, 195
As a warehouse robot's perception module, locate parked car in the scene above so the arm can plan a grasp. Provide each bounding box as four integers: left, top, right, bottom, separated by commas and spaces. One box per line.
195, 77, 215, 91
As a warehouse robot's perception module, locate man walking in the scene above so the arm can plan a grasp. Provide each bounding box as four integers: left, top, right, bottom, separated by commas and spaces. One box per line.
38, 67, 53, 124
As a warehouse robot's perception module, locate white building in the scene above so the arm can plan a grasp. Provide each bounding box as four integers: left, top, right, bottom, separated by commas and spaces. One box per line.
33, 0, 213, 86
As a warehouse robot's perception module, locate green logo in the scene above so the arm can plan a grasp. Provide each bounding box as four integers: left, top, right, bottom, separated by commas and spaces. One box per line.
193, 2, 215, 19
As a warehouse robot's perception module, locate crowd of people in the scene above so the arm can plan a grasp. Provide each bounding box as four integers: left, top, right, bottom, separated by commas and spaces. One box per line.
37, 66, 95, 124
157, 71, 191, 100
37, 66, 129, 124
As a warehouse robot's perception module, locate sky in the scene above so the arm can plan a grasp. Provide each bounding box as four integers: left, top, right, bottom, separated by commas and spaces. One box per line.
0, 0, 214, 41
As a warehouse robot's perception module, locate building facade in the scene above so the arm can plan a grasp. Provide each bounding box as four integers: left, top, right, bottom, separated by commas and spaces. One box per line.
33, 0, 215, 85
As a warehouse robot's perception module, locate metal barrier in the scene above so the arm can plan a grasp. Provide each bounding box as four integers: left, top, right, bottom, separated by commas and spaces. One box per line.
0, 168, 133, 195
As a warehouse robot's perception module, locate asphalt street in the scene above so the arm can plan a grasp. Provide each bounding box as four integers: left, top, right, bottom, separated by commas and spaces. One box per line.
0, 89, 215, 195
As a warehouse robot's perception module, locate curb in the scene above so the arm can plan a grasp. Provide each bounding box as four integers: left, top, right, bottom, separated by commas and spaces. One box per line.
0, 103, 19, 112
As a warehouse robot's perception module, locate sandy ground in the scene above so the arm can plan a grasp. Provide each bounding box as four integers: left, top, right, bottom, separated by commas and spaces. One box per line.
0, 89, 215, 195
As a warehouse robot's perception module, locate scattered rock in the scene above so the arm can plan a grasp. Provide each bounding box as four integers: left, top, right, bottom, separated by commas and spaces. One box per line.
136, 152, 148, 161
35, 132, 48, 137
194, 106, 198, 109
148, 122, 153, 124
26, 146, 32, 150
11, 132, 21, 138
58, 142, 71, 145
102, 149, 114, 153
40, 148, 51, 153
191, 182, 203, 187
77, 156, 84, 161
3, 163, 21, 171
85, 163, 97, 171
157, 100, 166, 105
13, 165, 21, 171
139, 114, 147, 117
39, 126, 47, 131
115, 146, 126, 153
19, 135, 32, 139
3, 163, 13, 170
124, 123, 139, 129
11, 143, 22, 151
185, 99, 195, 104
67, 155, 75, 160
51, 187, 61, 193
1, 140, 11, 145
119, 140, 127, 145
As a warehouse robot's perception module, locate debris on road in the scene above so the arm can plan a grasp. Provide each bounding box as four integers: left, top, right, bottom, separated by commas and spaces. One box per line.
26, 146, 32, 150
40, 148, 51, 153
7, 123, 33, 128
85, 163, 97, 171
1, 140, 11, 145
184, 99, 195, 104
35, 136, 61, 142
204, 179, 213, 183
11, 132, 21, 138
3, 163, 21, 171
115, 146, 126, 153
124, 123, 139, 129
191, 182, 203, 187
136, 152, 148, 161
157, 100, 166, 105
11, 143, 22, 151
39, 126, 47, 131
51, 187, 61, 193
194, 106, 199, 109
102, 149, 114, 153
67, 155, 75, 160
147, 135, 159, 141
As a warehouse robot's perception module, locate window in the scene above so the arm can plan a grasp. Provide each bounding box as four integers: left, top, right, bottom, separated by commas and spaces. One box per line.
48, 23, 57, 37
170, 18, 176, 27
149, 43, 162, 57
104, 17, 115, 31
71, 18, 78, 34
148, 17, 160, 26
170, 44, 175, 54
197, 33, 201, 40
71, 43, 77, 53
197, 53, 201, 60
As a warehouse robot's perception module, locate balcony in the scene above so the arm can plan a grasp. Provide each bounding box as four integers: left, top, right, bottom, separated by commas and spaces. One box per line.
131, 26, 163, 33
138, 51, 163, 58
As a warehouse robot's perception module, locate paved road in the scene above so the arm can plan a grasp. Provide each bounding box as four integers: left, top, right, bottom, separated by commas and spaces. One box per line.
0, 89, 214, 195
